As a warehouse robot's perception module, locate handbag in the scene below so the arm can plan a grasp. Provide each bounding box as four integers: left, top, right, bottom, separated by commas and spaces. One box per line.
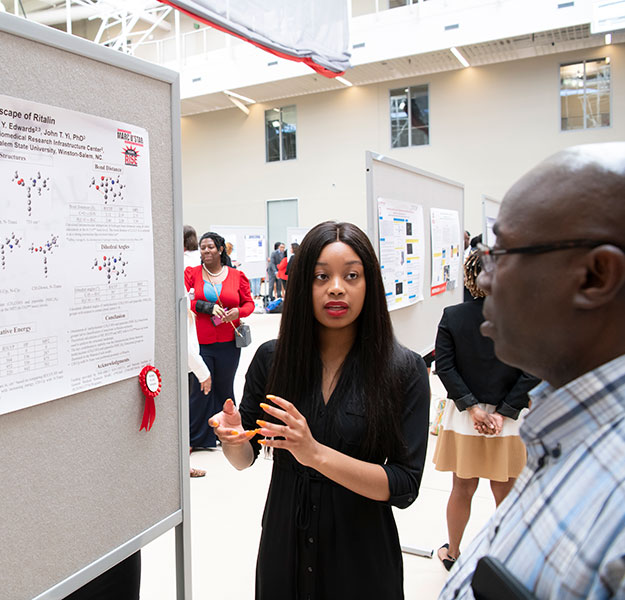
206, 269, 252, 348
234, 322, 252, 348
429, 398, 446, 436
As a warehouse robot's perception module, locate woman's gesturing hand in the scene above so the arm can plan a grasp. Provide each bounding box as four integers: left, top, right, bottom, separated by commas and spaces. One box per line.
209, 398, 259, 445
257, 395, 322, 468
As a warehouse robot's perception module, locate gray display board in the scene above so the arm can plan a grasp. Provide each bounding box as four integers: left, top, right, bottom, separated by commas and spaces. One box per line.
0, 14, 190, 600
366, 152, 464, 356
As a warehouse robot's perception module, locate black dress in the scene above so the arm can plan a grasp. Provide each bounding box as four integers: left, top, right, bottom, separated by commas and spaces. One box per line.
239, 340, 430, 600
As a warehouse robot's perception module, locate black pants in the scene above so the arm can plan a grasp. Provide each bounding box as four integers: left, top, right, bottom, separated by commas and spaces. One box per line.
189, 340, 241, 448
64, 551, 140, 600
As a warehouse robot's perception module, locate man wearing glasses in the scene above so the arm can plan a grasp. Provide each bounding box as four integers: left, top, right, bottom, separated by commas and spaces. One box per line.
439, 142, 625, 600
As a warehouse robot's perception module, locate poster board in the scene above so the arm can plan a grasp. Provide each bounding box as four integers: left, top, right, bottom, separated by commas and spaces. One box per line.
366, 152, 464, 356
0, 13, 190, 600
210, 224, 267, 279
286, 226, 310, 247
482, 195, 501, 247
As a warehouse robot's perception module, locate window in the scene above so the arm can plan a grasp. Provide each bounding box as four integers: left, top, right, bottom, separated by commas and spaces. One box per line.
560, 58, 610, 131
265, 105, 297, 162
390, 85, 429, 148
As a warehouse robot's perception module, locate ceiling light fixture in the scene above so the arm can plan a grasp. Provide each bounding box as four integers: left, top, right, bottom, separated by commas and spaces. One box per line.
450, 46, 470, 68
335, 76, 353, 87
605, 33, 612, 45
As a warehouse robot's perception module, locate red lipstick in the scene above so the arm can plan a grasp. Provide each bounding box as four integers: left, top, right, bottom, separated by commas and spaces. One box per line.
324, 301, 348, 317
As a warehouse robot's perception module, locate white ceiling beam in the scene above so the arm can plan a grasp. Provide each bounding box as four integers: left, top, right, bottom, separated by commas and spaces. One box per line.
226, 95, 250, 115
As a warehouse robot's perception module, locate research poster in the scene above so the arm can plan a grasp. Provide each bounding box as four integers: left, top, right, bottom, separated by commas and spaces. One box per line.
430, 207, 461, 296
377, 197, 425, 311
0, 94, 155, 416
244, 233, 265, 262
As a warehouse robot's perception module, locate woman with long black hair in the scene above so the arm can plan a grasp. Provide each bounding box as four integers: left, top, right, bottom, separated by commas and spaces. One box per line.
209, 221, 430, 599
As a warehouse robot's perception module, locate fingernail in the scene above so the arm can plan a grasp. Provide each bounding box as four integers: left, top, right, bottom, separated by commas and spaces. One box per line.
260, 403, 270, 410
256, 419, 266, 426
230, 430, 239, 436
258, 440, 266, 445
266, 395, 276, 400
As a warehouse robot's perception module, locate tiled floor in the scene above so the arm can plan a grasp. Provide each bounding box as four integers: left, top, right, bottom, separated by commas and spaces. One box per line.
140, 311, 498, 599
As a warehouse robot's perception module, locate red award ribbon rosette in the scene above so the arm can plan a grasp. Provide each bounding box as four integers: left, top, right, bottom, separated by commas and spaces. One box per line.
139, 365, 161, 431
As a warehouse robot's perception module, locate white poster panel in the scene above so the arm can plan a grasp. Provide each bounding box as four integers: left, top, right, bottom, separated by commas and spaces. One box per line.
485, 216, 497, 247
430, 207, 461, 296
210, 225, 266, 279
245, 234, 265, 262
287, 226, 309, 247
377, 198, 425, 311
0, 94, 154, 415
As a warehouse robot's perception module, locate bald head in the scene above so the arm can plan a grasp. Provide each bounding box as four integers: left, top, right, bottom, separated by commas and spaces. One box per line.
478, 143, 625, 387
499, 142, 625, 247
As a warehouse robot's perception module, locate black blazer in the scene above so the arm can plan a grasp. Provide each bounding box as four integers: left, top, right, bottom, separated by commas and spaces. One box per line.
434, 298, 539, 419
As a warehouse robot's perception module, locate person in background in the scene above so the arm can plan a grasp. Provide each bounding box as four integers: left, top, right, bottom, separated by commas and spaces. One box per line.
185, 231, 254, 449
183, 225, 211, 475
276, 247, 288, 296
267, 241, 285, 300
225, 241, 241, 269
286, 242, 299, 278
208, 221, 430, 599
439, 142, 625, 599
433, 251, 538, 571
183, 225, 201, 270
187, 290, 211, 476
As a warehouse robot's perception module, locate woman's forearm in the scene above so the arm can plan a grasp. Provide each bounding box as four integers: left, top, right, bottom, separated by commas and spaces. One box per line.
222, 439, 255, 471
310, 445, 390, 502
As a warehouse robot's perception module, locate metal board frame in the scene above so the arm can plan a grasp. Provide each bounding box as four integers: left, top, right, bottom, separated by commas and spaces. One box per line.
0, 12, 191, 600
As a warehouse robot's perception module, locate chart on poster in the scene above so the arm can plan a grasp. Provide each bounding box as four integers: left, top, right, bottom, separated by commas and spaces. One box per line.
430, 207, 461, 296
377, 197, 425, 310
0, 93, 155, 416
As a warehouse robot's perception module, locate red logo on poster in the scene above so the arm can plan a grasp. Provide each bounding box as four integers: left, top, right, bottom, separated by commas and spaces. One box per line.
123, 145, 139, 166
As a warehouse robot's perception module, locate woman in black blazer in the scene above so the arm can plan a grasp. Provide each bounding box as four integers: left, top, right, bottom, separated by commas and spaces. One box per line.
433, 252, 539, 571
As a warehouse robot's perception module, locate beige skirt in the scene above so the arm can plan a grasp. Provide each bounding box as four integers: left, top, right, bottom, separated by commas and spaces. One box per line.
433, 401, 528, 482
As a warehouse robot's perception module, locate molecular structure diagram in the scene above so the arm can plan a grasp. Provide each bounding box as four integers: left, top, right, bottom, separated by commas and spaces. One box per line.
92, 254, 128, 283
89, 175, 125, 204
0, 232, 22, 270
11, 171, 51, 216
29, 234, 60, 278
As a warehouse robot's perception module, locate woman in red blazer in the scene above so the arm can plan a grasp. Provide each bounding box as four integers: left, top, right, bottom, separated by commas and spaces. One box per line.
185, 231, 254, 449
276, 251, 288, 297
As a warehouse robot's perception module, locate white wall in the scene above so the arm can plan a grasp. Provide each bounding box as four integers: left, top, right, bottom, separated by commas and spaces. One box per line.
181, 43, 625, 236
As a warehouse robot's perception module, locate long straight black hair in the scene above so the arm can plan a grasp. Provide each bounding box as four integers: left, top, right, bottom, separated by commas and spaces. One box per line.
266, 221, 411, 460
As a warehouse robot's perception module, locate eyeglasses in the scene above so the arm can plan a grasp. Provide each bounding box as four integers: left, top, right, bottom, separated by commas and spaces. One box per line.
477, 239, 624, 273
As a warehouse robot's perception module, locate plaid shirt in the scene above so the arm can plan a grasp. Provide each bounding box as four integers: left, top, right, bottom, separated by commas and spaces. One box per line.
439, 354, 625, 600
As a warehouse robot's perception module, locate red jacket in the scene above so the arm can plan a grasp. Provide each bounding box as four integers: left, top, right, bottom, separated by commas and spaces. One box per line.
277, 256, 288, 281
185, 265, 254, 344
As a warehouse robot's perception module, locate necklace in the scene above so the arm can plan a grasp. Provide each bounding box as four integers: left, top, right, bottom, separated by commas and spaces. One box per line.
203, 264, 224, 278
